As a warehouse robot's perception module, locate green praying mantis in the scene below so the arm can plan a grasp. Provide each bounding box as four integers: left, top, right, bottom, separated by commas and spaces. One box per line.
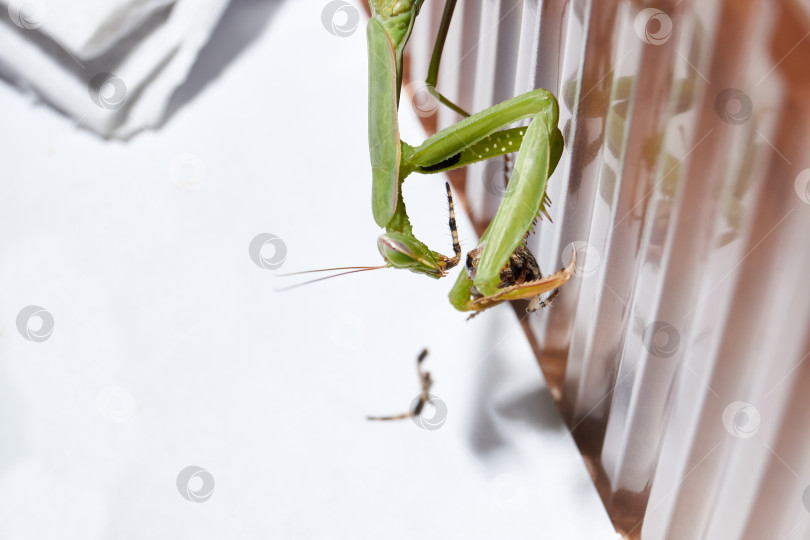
366, 0, 576, 316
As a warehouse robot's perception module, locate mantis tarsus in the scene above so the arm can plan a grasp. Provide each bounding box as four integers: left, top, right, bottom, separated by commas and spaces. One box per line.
366, 0, 576, 316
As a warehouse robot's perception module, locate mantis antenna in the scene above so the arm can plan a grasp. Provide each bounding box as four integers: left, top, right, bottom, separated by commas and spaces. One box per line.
274, 265, 388, 291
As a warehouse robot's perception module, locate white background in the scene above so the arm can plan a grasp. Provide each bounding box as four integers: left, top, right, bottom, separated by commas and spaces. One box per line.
0, 1, 615, 538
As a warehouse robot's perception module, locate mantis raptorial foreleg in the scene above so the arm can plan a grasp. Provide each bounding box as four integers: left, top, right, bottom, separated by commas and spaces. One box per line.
367, 2, 556, 278
447, 102, 576, 315
375, 88, 562, 280
366, 1, 575, 314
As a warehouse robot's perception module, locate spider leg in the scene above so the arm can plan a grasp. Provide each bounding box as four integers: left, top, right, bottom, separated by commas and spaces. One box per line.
527, 287, 559, 312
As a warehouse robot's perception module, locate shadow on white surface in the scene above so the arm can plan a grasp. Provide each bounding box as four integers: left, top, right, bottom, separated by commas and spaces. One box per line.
163, 0, 285, 129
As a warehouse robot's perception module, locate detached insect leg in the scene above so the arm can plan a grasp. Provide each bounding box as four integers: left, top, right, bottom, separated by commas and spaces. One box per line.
367, 349, 432, 421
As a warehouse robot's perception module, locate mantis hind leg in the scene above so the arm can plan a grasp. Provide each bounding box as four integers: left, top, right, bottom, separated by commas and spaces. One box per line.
426, 0, 514, 236
424, 0, 470, 118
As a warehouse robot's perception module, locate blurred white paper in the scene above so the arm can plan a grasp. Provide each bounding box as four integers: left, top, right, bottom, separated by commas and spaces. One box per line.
0, 0, 230, 138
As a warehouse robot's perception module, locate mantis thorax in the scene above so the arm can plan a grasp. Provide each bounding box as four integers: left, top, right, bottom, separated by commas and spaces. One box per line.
368, 1, 424, 53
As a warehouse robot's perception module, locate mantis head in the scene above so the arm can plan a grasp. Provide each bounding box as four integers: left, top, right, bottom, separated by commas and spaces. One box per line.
273, 232, 455, 291
377, 231, 458, 279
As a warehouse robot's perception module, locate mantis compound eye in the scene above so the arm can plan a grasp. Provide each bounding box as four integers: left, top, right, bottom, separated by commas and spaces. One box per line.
377, 234, 418, 268
377, 233, 443, 278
